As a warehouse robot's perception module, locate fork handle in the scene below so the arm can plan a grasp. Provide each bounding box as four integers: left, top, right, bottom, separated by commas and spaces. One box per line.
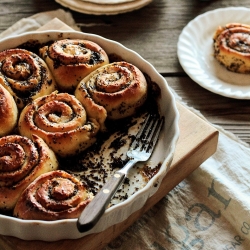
77, 172, 126, 232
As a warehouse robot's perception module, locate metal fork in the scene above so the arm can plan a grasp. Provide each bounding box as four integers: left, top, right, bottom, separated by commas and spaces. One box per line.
77, 113, 164, 232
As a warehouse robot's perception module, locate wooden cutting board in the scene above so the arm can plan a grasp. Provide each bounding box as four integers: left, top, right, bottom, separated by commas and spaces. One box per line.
0, 19, 219, 250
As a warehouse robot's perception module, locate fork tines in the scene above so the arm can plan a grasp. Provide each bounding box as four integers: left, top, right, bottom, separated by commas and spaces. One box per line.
131, 113, 164, 153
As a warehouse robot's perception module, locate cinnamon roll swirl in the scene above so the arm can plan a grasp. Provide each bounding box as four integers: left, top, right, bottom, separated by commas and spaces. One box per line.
0, 135, 58, 210
74, 61, 148, 129
14, 170, 93, 220
0, 84, 18, 136
39, 39, 109, 92
18, 91, 100, 157
213, 23, 250, 73
0, 48, 57, 109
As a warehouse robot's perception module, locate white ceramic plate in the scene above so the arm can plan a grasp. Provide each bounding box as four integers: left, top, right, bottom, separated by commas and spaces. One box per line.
0, 30, 179, 241
55, 0, 152, 15
80, 0, 135, 4
177, 7, 250, 99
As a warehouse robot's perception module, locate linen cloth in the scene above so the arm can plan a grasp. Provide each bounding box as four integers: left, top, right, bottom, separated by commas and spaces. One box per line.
1, 9, 250, 250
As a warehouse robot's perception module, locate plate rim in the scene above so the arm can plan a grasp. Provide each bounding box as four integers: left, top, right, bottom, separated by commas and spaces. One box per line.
55, 0, 153, 15
177, 6, 250, 100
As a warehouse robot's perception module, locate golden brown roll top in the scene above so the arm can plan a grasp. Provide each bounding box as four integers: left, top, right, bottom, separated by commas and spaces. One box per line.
75, 61, 148, 130
18, 91, 100, 157
0, 48, 57, 109
0, 135, 58, 210
213, 23, 250, 73
39, 39, 109, 92
13, 170, 93, 220
0, 84, 18, 136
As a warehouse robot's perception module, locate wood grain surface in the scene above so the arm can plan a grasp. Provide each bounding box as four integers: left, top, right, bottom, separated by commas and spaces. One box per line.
0, 99, 219, 250
0, 0, 249, 145
0, 16, 220, 249
1, 0, 248, 145
0, 0, 249, 248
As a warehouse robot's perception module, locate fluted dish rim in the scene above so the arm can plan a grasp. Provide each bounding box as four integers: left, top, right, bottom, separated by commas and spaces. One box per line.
0, 30, 179, 241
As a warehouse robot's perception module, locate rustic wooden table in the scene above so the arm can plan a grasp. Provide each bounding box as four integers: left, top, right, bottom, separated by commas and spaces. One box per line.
0, 0, 249, 144
0, 0, 249, 249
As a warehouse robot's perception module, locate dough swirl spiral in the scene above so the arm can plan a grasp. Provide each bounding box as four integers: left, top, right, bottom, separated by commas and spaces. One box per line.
213, 23, 250, 73
75, 61, 148, 130
0, 48, 57, 109
0, 84, 18, 136
14, 170, 93, 220
0, 135, 58, 210
18, 91, 100, 157
39, 39, 109, 92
